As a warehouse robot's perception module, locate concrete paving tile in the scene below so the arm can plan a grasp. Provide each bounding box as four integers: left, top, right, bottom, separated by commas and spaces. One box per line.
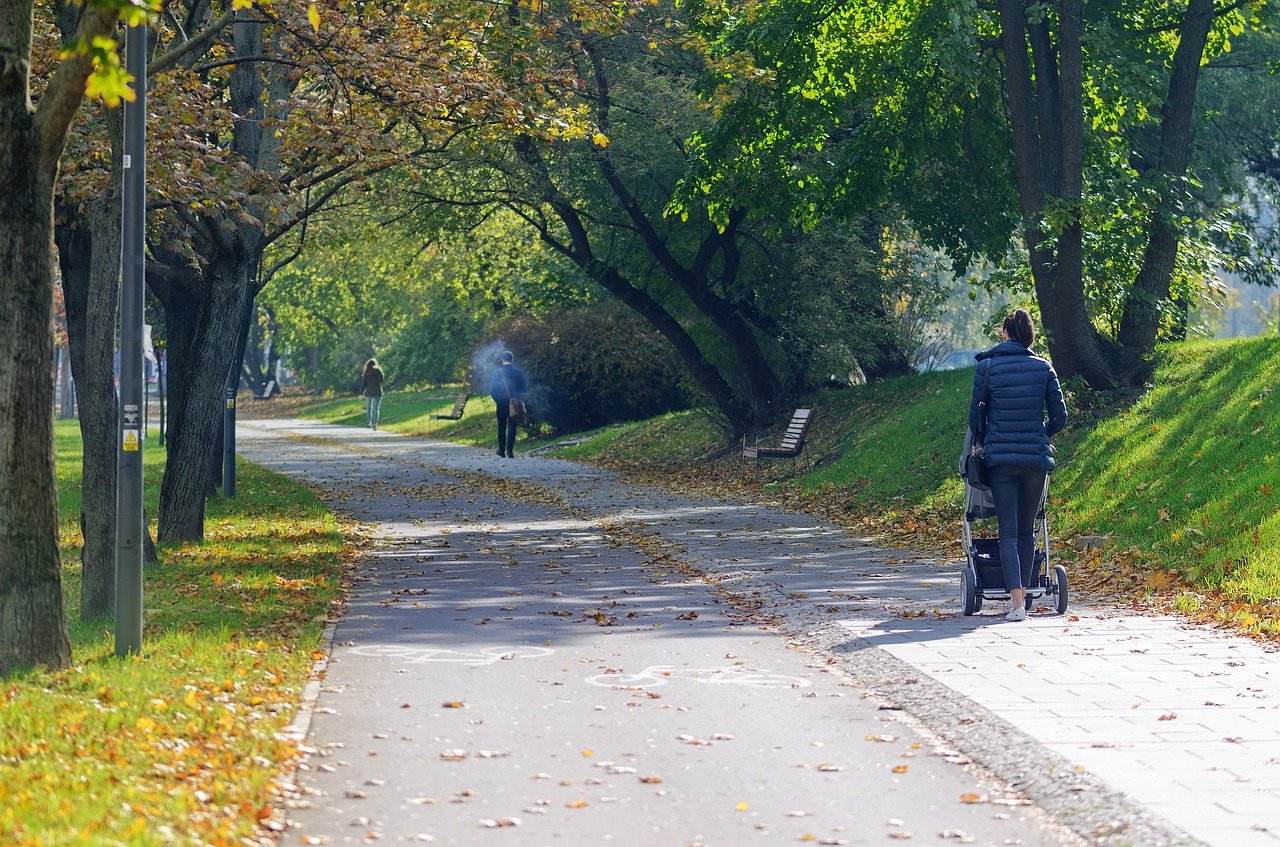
1177, 827, 1280, 847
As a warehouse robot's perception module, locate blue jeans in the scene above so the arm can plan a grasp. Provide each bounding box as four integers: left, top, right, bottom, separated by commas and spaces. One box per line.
366, 395, 382, 428
988, 464, 1047, 592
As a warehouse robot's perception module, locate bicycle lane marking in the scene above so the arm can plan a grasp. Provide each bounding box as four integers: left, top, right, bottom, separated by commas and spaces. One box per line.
347, 644, 555, 666
585, 664, 811, 689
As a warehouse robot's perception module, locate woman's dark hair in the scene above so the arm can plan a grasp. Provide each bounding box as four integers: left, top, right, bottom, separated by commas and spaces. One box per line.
1003, 309, 1035, 348
363, 358, 378, 375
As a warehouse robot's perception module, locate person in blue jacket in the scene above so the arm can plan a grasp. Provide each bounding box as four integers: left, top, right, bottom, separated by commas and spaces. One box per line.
970, 309, 1068, 621
489, 351, 527, 458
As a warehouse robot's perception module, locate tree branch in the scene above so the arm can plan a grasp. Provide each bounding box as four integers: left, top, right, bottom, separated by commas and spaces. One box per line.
33, 5, 120, 172
151, 9, 236, 75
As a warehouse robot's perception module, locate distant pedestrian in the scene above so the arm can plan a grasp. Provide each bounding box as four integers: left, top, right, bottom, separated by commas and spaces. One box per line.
360, 358, 385, 430
969, 309, 1067, 621
489, 351, 527, 458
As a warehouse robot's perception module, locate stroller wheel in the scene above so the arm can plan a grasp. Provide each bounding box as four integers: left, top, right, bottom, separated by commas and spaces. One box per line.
1025, 592, 1034, 611
1054, 565, 1069, 614
961, 568, 978, 616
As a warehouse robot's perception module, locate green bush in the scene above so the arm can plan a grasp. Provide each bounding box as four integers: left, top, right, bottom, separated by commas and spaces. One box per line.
480, 306, 689, 434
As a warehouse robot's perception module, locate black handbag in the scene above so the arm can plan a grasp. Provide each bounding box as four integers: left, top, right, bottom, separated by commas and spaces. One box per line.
963, 359, 993, 488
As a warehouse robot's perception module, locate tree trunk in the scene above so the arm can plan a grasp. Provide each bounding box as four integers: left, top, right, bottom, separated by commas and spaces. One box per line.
57, 346, 75, 418
55, 105, 124, 622
157, 251, 251, 542
1115, 0, 1216, 368
999, 0, 1119, 387
0, 99, 72, 673
585, 259, 752, 429
242, 306, 269, 397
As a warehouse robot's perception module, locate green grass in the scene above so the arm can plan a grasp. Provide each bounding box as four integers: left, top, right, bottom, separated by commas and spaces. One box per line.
1053, 338, 1280, 607
1, 421, 345, 845
553, 410, 724, 463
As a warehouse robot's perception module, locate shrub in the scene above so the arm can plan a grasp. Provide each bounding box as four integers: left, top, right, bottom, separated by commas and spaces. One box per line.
477, 306, 689, 434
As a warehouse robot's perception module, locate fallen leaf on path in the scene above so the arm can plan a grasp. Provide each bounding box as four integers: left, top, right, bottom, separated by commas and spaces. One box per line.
958, 793, 983, 804
639, 776, 662, 784
892, 765, 909, 773
439, 749, 467, 761
565, 800, 588, 808
735, 801, 748, 811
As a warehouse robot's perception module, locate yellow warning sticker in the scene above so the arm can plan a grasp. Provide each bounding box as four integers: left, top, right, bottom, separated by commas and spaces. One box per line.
226, 399, 235, 410
122, 429, 140, 452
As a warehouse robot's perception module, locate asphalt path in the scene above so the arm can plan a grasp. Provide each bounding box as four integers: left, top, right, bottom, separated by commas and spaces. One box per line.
240, 419, 1078, 847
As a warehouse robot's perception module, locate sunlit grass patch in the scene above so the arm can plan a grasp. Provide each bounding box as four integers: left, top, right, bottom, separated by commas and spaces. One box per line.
1, 422, 345, 845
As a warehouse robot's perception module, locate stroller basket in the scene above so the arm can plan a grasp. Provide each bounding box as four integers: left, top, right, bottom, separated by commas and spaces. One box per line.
969, 538, 1005, 591
968, 537, 1048, 591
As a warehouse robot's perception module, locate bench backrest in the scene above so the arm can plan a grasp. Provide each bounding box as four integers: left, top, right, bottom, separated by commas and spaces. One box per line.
451, 392, 469, 413
777, 408, 812, 450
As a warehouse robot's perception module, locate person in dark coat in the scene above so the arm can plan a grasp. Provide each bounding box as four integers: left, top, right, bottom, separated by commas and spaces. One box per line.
360, 358, 386, 430
969, 309, 1068, 621
489, 351, 527, 458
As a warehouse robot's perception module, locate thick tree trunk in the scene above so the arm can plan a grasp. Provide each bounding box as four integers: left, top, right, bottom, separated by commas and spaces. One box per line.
1115, 0, 1216, 367
999, 0, 1119, 387
55, 107, 124, 621
157, 251, 251, 542
0, 109, 73, 673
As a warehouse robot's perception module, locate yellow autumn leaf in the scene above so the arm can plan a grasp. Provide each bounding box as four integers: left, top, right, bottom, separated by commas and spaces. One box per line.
134, 716, 156, 732
307, 3, 321, 32
580, 749, 593, 757
892, 765, 909, 773
231, 0, 254, 9
735, 801, 748, 811
591, 132, 610, 148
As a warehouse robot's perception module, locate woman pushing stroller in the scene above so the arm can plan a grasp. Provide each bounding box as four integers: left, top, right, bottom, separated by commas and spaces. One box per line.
969, 310, 1068, 621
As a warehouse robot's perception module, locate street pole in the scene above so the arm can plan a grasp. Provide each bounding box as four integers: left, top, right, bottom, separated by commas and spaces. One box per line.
223, 372, 236, 498
115, 20, 146, 657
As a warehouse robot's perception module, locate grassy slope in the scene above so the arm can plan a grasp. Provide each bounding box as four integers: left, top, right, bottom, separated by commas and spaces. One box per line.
1, 422, 345, 844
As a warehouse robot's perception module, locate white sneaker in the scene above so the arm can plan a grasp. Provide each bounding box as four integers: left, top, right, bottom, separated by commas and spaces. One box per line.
1005, 606, 1027, 622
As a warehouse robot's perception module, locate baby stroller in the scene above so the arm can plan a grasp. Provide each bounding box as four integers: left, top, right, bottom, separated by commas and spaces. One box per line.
959, 469, 1068, 617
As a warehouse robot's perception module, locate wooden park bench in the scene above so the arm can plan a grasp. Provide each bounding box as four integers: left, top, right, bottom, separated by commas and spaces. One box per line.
429, 391, 470, 421
742, 408, 813, 470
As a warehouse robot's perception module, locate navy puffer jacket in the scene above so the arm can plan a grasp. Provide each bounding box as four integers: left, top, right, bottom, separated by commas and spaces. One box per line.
969, 341, 1067, 470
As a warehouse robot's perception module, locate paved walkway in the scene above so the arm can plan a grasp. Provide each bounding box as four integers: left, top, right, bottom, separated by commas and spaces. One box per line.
242, 420, 1280, 846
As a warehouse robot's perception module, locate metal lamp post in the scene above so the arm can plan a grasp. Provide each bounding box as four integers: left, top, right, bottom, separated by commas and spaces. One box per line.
115, 19, 147, 656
